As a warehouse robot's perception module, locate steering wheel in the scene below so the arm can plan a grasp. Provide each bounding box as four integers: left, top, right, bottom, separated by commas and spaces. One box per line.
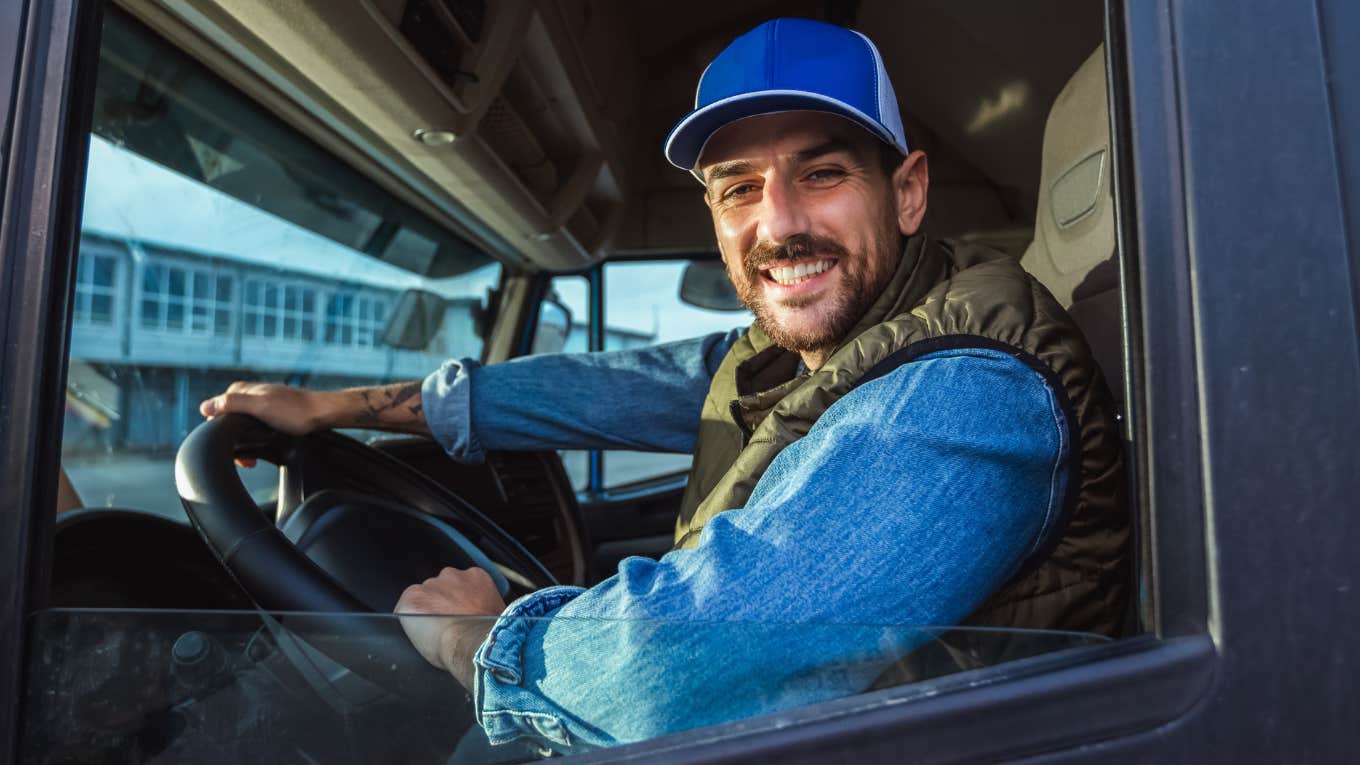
173, 413, 560, 705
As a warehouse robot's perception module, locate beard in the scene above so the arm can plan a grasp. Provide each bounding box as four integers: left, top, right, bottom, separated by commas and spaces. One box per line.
732, 231, 897, 355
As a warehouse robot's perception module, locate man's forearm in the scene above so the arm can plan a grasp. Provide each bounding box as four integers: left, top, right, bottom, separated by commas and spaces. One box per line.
318, 380, 430, 435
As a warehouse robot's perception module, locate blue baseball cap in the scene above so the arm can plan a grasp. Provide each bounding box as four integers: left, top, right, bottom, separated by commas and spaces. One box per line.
665, 18, 909, 176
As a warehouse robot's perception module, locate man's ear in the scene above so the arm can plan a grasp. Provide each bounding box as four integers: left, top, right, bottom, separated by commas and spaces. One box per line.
892, 150, 929, 236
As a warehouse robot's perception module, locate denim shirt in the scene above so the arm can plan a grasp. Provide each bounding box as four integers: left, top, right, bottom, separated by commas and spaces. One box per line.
421, 334, 1070, 753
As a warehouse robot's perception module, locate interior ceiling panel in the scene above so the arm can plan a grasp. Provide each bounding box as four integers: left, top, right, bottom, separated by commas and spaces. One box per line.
858, 0, 1103, 215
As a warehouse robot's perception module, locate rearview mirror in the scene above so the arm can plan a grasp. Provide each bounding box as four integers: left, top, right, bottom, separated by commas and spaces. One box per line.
679, 260, 745, 312
531, 293, 574, 354
382, 289, 446, 350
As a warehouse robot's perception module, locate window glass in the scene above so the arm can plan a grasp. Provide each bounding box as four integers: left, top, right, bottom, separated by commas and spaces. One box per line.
601, 261, 750, 488
62, 9, 501, 520
23, 609, 1106, 763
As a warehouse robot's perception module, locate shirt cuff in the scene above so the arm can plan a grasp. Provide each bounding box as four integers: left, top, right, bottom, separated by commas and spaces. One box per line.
472, 585, 589, 752
421, 358, 487, 463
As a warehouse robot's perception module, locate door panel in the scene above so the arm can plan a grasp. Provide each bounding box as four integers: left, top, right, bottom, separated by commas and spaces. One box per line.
580, 478, 687, 578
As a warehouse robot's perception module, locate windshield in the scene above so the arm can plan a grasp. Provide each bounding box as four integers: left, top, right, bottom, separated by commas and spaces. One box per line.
63, 8, 501, 520
22, 609, 1107, 764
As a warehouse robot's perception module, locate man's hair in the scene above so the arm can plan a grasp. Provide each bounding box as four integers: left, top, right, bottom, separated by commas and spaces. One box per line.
878, 142, 906, 180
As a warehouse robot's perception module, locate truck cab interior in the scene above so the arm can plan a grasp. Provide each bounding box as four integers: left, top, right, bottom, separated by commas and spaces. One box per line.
29, 0, 1141, 762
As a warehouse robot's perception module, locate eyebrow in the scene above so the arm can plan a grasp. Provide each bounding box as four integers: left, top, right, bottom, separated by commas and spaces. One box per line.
704, 160, 758, 185
703, 138, 862, 188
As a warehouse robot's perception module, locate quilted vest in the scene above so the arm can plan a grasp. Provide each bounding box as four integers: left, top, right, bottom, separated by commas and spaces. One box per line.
674, 236, 1130, 668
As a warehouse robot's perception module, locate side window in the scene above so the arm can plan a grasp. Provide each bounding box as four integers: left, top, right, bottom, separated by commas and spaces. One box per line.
527, 261, 751, 492
61, 8, 501, 518
600, 261, 750, 488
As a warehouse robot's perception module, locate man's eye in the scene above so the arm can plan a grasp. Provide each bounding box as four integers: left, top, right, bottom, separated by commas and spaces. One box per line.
806, 168, 846, 183
724, 183, 758, 200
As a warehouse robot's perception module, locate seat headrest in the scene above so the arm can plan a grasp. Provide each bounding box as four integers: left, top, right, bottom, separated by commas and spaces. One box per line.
1020, 46, 1114, 308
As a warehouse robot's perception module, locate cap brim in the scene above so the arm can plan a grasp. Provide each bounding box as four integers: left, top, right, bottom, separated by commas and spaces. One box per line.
664, 90, 907, 179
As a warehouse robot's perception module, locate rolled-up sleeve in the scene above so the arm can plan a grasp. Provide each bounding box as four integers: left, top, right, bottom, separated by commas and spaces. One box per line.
421, 354, 483, 462
421, 329, 742, 464
468, 348, 1073, 752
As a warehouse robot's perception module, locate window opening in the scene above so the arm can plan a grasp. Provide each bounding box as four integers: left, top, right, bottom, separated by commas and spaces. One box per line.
62, 8, 502, 519
73, 246, 120, 328
599, 260, 751, 489
137, 256, 233, 337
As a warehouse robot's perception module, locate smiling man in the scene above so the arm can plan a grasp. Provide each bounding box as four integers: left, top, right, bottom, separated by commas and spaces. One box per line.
202, 17, 1128, 755
701, 113, 915, 369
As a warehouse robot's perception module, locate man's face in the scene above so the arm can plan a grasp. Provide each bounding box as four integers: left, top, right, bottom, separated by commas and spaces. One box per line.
699, 112, 926, 359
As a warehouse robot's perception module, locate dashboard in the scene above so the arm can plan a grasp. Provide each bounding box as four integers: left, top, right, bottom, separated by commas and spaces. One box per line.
51, 509, 252, 610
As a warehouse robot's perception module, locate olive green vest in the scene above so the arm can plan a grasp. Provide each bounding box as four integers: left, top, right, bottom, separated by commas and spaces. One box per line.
675, 236, 1130, 668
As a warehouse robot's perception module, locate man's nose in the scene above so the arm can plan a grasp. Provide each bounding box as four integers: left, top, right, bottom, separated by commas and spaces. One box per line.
755, 178, 811, 245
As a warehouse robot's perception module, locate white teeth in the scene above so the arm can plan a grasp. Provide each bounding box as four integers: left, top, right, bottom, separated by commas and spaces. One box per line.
766, 260, 832, 286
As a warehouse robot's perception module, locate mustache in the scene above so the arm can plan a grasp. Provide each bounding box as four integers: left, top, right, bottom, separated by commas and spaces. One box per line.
743, 233, 850, 275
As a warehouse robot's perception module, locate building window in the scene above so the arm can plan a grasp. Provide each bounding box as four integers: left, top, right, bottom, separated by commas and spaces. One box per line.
324, 291, 387, 348
139, 258, 233, 336
244, 279, 317, 342
73, 249, 120, 328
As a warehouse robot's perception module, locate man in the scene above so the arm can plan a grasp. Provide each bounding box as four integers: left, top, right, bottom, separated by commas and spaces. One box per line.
202, 18, 1128, 754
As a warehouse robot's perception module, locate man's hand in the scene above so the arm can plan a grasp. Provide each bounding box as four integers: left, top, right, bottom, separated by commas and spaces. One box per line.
200, 379, 431, 466
395, 566, 507, 689
200, 381, 331, 436
200, 382, 337, 467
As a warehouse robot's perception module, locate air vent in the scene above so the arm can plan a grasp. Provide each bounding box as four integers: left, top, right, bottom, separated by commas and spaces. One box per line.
485, 452, 563, 555
480, 97, 560, 199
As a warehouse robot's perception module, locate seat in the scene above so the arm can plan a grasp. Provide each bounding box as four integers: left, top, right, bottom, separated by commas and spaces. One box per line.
1019, 45, 1124, 409
1023, 45, 1139, 639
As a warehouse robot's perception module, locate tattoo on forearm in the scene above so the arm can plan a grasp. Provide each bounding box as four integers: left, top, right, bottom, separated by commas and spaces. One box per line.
351, 381, 428, 433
